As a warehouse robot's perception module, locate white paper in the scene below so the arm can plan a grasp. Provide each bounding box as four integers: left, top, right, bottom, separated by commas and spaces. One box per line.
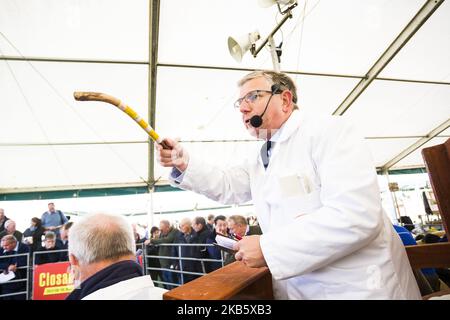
0, 271, 15, 283
215, 234, 237, 250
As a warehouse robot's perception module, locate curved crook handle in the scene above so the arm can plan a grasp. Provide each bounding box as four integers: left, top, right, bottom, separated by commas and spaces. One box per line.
73, 92, 171, 150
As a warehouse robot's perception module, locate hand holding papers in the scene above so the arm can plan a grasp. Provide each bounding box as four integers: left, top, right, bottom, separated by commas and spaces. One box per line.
214, 234, 238, 254
0, 271, 15, 283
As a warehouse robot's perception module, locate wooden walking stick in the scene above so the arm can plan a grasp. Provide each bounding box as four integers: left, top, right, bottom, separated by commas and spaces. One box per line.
73, 92, 171, 149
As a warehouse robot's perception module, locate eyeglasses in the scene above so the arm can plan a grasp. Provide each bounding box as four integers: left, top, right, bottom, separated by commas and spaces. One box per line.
233, 89, 273, 109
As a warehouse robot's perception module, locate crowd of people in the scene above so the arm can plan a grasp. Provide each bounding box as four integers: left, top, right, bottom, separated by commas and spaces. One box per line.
1, 200, 447, 301
0, 203, 73, 299
0, 202, 262, 299
135, 213, 261, 290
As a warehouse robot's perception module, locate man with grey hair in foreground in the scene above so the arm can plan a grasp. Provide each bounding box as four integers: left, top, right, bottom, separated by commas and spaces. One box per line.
65, 213, 167, 300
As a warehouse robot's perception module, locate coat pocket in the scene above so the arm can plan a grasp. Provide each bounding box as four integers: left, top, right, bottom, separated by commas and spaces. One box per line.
282, 189, 322, 219
278, 174, 312, 198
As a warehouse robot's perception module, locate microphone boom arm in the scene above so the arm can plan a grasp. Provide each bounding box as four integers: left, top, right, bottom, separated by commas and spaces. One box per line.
250, 8, 293, 58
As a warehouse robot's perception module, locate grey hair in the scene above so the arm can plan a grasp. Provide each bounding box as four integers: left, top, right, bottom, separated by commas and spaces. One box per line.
4, 220, 15, 228
179, 217, 191, 227
238, 70, 299, 110
68, 213, 135, 265
160, 220, 170, 227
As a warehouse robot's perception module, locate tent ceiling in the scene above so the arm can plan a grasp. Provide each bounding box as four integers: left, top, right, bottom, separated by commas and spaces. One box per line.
379, 0, 450, 82
0, 0, 149, 61
345, 80, 450, 137
0, 0, 449, 193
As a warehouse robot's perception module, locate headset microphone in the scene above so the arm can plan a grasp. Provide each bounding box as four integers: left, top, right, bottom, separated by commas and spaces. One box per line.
249, 84, 283, 128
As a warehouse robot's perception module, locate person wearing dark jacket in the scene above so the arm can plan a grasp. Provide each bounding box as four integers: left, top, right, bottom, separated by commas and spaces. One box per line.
191, 216, 213, 272
149, 220, 181, 289
177, 218, 202, 283
144, 226, 162, 287
66, 213, 166, 300
34, 231, 65, 265
205, 215, 229, 271
0, 220, 23, 243
0, 235, 29, 300
228, 215, 262, 239
23, 217, 46, 253
59, 222, 73, 261
224, 215, 262, 265
0, 208, 9, 233
206, 214, 215, 232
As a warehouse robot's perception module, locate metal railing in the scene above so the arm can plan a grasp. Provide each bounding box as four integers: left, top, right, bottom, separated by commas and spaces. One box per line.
32, 248, 69, 264
141, 242, 225, 288
1, 242, 226, 299
0, 252, 30, 300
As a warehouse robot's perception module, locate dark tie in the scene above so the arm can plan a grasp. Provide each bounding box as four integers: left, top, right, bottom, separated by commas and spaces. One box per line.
261, 140, 272, 169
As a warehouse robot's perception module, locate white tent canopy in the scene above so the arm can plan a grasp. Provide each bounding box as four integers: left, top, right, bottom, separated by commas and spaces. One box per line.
0, 0, 449, 194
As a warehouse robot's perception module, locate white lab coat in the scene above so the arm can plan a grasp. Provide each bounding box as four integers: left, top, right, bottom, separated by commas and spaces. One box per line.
82, 275, 167, 300
170, 108, 421, 300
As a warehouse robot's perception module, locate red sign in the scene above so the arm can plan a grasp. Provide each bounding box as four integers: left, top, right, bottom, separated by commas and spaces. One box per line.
33, 261, 74, 300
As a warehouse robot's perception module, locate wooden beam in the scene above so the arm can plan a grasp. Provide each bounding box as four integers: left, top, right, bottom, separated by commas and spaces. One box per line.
422, 138, 450, 236
406, 243, 450, 269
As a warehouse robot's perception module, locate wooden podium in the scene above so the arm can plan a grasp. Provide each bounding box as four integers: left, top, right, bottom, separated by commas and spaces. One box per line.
405, 137, 450, 299
421, 138, 450, 236
163, 261, 273, 300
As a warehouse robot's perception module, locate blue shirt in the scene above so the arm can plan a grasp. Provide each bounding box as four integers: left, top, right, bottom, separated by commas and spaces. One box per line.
393, 225, 417, 245
393, 224, 435, 276
171, 167, 185, 184
41, 210, 68, 236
